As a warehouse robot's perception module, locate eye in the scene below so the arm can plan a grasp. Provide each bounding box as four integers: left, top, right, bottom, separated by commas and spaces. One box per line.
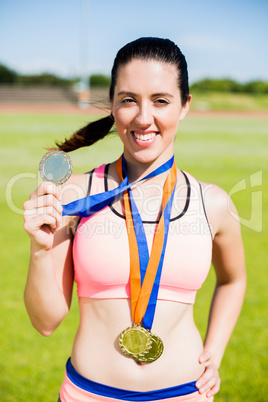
155, 98, 169, 105
121, 98, 136, 104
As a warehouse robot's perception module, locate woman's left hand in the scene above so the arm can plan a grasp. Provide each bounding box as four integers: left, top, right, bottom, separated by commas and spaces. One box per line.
195, 350, 221, 398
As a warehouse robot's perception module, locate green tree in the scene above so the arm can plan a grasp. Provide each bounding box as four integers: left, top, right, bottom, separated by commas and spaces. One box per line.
190, 78, 268, 94
190, 78, 243, 93
16, 73, 76, 87
0, 64, 17, 84
89, 74, 111, 87
244, 81, 268, 94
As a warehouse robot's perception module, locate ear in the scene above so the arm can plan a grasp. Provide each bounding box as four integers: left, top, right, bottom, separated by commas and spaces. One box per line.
110, 101, 114, 117
179, 94, 192, 121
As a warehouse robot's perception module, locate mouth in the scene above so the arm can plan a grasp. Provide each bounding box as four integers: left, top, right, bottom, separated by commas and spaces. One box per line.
132, 131, 158, 141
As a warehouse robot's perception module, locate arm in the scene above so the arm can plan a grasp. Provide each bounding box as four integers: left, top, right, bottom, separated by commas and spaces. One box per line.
196, 185, 246, 397
23, 181, 74, 336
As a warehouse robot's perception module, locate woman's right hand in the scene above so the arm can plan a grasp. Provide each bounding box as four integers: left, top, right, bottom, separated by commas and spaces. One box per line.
23, 181, 63, 252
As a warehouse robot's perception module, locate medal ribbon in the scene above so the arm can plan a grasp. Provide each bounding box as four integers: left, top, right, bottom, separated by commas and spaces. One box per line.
117, 155, 177, 330
62, 156, 174, 217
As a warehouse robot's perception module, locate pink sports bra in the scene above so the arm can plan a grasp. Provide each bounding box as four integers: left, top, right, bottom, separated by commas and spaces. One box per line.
73, 165, 213, 304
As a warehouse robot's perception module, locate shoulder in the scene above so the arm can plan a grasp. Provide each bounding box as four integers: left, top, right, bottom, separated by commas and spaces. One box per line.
199, 181, 240, 238
199, 181, 230, 209
60, 161, 116, 205
60, 173, 92, 205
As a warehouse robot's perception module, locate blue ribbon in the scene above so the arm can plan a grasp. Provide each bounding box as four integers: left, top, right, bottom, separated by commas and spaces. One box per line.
62, 156, 174, 217
122, 155, 176, 330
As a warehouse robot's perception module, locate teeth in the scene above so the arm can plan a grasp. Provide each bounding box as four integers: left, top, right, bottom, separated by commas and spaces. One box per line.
133, 132, 156, 141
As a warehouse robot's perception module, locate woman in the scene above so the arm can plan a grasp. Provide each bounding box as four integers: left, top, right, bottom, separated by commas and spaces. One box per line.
23, 37, 246, 401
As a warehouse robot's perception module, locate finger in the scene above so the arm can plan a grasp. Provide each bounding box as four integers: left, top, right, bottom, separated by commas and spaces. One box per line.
37, 207, 62, 228
196, 364, 215, 386
34, 212, 62, 231
206, 378, 221, 397
196, 367, 219, 393
24, 205, 63, 227
24, 213, 58, 236
35, 215, 58, 231
198, 350, 211, 364
29, 181, 62, 201
24, 194, 63, 214
24, 206, 62, 233
199, 376, 220, 395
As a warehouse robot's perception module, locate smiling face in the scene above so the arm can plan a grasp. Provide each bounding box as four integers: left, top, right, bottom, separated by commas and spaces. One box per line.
111, 59, 191, 167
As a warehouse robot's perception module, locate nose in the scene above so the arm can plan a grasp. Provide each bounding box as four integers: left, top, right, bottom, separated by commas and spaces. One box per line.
134, 102, 154, 127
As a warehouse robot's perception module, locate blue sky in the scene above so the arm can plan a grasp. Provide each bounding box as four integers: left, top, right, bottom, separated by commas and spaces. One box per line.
0, 0, 267, 84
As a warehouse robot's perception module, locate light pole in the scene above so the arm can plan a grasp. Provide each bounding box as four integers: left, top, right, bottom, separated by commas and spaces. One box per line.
78, 0, 90, 108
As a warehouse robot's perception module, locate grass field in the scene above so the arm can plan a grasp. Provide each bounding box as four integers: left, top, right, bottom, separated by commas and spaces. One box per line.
190, 91, 268, 112
0, 110, 267, 401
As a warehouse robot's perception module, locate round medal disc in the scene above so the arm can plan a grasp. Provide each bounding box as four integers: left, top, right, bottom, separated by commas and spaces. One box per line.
134, 333, 164, 363
39, 150, 72, 185
119, 325, 152, 358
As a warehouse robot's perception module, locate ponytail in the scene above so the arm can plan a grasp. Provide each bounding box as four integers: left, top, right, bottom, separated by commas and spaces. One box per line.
55, 114, 114, 152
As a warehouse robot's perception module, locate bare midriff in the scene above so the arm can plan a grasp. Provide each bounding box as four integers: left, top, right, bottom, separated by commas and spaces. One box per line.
71, 298, 204, 391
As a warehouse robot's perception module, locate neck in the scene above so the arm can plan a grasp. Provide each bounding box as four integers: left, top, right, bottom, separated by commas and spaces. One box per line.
123, 152, 174, 183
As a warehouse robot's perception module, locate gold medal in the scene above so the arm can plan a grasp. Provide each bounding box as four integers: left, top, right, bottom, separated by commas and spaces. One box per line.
134, 332, 164, 363
119, 324, 152, 359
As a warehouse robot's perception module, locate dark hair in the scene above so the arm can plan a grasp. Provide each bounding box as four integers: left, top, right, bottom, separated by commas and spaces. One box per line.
57, 37, 189, 152
110, 37, 189, 105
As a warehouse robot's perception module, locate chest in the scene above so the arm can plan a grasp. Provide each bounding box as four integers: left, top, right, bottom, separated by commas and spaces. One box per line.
73, 203, 212, 291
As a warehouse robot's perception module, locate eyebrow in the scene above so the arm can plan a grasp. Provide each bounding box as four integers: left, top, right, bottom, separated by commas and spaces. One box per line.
117, 91, 174, 98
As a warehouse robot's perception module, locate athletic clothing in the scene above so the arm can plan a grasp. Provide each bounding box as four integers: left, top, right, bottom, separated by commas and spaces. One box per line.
73, 164, 212, 304
62, 164, 214, 401
59, 358, 213, 401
